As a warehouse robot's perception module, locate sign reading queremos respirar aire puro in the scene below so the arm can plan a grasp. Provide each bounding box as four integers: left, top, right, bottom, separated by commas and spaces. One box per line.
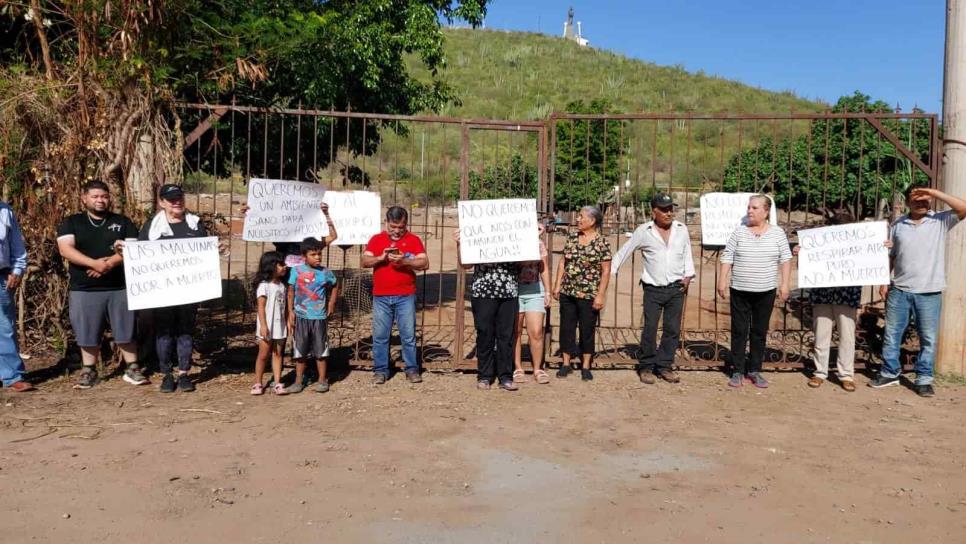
457, 198, 540, 265
797, 221, 889, 288
123, 237, 222, 310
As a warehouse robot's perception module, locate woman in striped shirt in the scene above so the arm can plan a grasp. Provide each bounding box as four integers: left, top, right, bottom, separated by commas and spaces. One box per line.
716, 194, 792, 388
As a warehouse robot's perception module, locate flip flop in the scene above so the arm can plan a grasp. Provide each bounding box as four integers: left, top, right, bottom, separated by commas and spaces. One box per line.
250, 383, 264, 395
534, 369, 550, 384
513, 369, 528, 383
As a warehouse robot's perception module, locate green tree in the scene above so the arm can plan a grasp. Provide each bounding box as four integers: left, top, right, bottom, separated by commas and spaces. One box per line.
0, 0, 489, 349
723, 92, 932, 219
553, 99, 628, 211
460, 154, 537, 200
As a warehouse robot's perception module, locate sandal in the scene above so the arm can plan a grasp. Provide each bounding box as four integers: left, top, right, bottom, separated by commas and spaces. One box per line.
534, 369, 550, 384
272, 382, 288, 395
250, 383, 264, 395
513, 369, 528, 383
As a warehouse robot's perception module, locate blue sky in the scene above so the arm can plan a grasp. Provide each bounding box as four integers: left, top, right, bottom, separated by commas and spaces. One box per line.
478, 0, 945, 113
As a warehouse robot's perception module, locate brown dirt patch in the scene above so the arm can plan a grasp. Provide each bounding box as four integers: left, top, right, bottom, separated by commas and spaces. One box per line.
2, 367, 964, 543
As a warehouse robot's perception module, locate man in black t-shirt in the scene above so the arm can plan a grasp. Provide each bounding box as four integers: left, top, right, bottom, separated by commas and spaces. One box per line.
57, 180, 147, 389
139, 184, 209, 393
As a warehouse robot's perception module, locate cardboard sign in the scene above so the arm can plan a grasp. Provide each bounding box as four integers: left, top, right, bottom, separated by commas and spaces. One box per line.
699, 192, 778, 245
123, 237, 222, 310
322, 191, 382, 246
797, 221, 889, 288
242, 178, 327, 242
457, 198, 540, 265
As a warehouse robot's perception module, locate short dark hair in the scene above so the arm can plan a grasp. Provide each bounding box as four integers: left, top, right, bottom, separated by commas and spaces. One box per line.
904, 184, 924, 200
300, 237, 325, 254
82, 180, 110, 194
386, 206, 408, 223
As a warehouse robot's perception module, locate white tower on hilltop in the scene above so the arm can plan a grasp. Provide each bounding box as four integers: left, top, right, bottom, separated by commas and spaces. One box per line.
562, 6, 590, 47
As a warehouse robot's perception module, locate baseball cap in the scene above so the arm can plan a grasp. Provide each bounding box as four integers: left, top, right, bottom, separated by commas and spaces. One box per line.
650, 192, 676, 208
158, 184, 185, 201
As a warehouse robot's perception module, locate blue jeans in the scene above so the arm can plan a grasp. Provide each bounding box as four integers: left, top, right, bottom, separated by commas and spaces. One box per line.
881, 286, 942, 385
372, 294, 418, 376
0, 277, 25, 387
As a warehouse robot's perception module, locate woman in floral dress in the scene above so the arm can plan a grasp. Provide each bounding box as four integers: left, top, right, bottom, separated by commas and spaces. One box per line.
552, 206, 612, 381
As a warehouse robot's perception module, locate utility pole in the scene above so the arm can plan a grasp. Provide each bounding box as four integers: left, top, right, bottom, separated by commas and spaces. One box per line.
937, 0, 966, 374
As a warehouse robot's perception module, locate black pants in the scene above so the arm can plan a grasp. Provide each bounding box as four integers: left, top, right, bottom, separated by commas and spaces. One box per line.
558, 293, 597, 358
729, 289, 776, 375
638, 283, 685, 372
154, 304, 197, 375
471, 297, 518, 382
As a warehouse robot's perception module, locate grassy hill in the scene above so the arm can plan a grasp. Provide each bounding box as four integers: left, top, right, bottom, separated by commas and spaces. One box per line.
190, 29, 830, 206
352, 29, 827, 203
411, 29, 824, 119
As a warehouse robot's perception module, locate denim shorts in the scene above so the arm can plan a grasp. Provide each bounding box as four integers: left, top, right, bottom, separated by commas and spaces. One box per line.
518, 282, 546, 314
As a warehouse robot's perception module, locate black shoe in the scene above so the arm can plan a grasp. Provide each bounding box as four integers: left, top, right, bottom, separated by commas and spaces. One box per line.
915, 384, 935, 397
868, 374, 900, 388
556, 364, 573, 378
581, 368, 593, 381
177, 374, 195, 392
159, 373, 176, 393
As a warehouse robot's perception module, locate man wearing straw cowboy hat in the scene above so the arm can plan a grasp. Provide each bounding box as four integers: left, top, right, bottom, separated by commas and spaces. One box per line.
611, 192, 695, 384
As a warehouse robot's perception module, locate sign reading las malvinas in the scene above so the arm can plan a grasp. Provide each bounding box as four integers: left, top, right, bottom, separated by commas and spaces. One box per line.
797, 221, 889, 288
123, 237, 222, 310
457, 198, 540, 265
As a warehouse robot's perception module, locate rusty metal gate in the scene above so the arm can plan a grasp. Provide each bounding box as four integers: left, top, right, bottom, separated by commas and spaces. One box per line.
177, 103, 938, 370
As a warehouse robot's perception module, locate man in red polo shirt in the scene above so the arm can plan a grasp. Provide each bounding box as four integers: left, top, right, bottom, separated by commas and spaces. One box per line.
361, 206, 429, 384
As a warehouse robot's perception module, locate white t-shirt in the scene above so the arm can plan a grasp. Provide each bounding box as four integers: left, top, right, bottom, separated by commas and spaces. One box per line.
256, 281, 287, 340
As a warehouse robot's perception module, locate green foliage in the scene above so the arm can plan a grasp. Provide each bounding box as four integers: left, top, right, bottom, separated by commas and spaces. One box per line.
553, 99, 627, 211
2, 1, 490, 114
722, 92, 932, 218
169, 0, 488, 112
465, 153, 538, 200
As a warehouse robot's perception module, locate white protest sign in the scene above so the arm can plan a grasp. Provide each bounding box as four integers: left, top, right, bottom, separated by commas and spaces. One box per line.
242, 178, 327, 242
457, 198, 540, 265
123, 237, 222, 310
699, 192, 778, 245
797, 221, 889, 288
322, 190, 382, 246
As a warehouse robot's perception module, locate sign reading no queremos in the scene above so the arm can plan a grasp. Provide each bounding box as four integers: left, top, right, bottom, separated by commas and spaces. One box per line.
699, 192, 778, 245
457, 198, 540, 265
797, 221, 889, 288
242, 178, 328, 242
123, 237, 222, 310
322, 191, 382, 246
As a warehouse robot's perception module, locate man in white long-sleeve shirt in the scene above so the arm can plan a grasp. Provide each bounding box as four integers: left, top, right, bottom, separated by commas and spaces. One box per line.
611, 193, 695, 384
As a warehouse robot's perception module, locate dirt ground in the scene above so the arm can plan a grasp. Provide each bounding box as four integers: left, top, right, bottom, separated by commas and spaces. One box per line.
2, 364, 965, 544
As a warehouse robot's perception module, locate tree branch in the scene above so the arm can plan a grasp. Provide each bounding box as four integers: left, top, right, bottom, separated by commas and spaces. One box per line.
29, 0, 56, 81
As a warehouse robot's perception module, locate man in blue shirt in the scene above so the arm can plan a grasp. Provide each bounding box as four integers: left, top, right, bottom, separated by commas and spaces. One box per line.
871, 186, 966, 397
0, 202, 31, 392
